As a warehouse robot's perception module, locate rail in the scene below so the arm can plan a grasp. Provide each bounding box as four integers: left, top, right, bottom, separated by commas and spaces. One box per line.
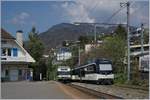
67, 83, 122, 99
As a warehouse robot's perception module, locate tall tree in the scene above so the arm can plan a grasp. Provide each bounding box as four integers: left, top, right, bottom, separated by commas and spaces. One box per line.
103, 36, 126, 73
114, 24, 127, 40
28, 27, 44, 62
28, 26, 44, 80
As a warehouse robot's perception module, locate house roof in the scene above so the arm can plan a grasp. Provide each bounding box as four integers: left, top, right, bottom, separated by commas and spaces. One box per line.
1, 28, 35, 63
1, 28, 15, 39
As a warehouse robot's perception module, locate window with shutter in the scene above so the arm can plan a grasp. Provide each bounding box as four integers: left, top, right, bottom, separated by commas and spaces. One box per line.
13, 48, 18, 57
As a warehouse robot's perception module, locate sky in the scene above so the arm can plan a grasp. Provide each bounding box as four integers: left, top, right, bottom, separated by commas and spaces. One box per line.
1, 0, 149, 40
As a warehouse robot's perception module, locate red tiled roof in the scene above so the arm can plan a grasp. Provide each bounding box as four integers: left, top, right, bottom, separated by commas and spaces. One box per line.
1, 28, 15, 39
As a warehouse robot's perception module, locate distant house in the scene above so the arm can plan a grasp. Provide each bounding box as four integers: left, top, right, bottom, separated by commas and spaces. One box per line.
56, 47, 72, 61
84, 41, 103, 53
130, 44, 149, 70
130, 44, 149, 79
85, 44, 96, 53
1, 28, 35, 81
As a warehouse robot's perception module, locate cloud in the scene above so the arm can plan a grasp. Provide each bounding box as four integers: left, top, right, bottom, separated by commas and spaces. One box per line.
61, 1, 95, 23
9, 12, 30, 25
61, 0, 127, 23
61, 0, 149, 26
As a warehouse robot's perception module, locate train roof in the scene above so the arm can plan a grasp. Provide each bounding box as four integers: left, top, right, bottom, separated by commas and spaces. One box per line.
74, 63, 96, 70
88, 58, 112, 64
73, 58, 112, 70
57, 66, 70, 68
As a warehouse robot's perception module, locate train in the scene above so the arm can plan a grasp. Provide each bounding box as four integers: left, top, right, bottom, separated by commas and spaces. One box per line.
57, 66, 71, 83
57, 59, 114, 84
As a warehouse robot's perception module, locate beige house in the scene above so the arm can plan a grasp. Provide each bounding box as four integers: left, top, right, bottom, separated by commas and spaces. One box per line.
1, 28, 35, 81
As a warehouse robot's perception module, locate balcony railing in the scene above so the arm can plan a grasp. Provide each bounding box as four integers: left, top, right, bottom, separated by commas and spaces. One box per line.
1, 56, 26, 62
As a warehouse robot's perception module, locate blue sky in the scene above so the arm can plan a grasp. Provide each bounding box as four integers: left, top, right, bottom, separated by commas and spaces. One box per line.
1, 0, 149, 40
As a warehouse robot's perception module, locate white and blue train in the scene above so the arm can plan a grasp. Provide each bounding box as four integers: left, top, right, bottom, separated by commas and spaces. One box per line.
71, 59, 114, 84
57, 66, 71, 83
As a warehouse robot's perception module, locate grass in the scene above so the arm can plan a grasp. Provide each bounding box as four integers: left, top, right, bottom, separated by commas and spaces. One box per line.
114, 72, 149, 91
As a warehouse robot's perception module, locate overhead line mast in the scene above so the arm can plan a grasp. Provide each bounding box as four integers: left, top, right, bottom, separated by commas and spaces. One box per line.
120, 2, 130, 81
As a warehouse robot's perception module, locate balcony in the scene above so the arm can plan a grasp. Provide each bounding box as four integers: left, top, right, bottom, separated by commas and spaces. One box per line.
1, 56, 26, 62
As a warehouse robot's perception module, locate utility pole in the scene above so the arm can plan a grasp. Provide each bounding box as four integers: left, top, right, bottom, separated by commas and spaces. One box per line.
141, 23, 144, 55
78, 46, 80, 66
120, 2, 130, 81
127, 2, 130, 81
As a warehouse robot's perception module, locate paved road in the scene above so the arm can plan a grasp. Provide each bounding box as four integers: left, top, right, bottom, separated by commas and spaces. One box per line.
1, 81, 97, 99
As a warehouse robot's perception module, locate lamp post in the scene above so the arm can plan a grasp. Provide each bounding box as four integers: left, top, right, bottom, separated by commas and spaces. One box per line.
94, 24, 97, 43
78, 45, 81, 66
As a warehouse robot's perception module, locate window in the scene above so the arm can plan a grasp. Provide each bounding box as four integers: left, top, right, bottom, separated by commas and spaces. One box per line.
57, 71, 70, 75
5, 70, 9, 76
86, 65, 96, 73
1, 48, 7, 56
13, 48, 18, 57
1, 48, 12, 56
19, 69, 22, 76
7, 48, 11, 56
99, 64, 112, 71
87, 66, 94, 71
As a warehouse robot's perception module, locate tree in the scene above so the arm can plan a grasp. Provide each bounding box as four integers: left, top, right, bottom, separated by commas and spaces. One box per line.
46, 56, 56, 80
28, 27, 44, 62
114, 24, 127, 40
103, 36, 126, 73
78, 35, 92, 49
28, 26, 45, 80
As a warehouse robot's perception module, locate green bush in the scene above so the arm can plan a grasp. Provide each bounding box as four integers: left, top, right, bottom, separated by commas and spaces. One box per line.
114, 73, 127, 84
129, 79, 149, 86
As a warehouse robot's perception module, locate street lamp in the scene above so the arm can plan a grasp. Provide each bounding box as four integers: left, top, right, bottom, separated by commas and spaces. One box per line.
94, 24, 97, 43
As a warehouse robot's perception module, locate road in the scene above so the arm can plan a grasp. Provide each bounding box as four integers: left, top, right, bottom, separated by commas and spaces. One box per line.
1, 81, 97, 99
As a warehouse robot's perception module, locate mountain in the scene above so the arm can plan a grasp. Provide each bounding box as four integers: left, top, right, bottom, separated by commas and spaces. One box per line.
39, 23, 116, 49
39, 23, 136, 52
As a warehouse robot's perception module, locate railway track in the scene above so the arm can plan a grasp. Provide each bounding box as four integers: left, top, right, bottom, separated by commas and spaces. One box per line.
114, 84, 149, 91
65, 82, 122, 99
64, 82, 149, 99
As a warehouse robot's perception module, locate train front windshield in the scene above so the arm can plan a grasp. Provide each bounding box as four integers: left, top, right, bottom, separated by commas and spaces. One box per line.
99, 64, 112, 71
99, 64, 113, 74
57, 71, 70, 75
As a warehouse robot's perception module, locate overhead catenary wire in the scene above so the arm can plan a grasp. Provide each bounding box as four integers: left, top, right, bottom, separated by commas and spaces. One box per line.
105, 1, 136, 24
89, 1, 101, 14
74, 1, 138, 26
105, 6, 126, 24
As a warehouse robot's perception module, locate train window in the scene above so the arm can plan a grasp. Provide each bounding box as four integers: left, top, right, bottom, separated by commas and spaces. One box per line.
86, 65, 96, 73
57, 71, 70, 75
84, 68, 87, 71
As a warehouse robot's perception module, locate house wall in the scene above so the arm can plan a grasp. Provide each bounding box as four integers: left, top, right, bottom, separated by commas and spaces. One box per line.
139, 54, 149, 72
1, 39, 25, 57
1, 63, 32, 81
1, 31, 35, 82
56, 52, 72, 61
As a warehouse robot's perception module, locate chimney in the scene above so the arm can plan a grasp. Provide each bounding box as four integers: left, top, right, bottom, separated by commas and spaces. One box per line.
16, 30, 23, 46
